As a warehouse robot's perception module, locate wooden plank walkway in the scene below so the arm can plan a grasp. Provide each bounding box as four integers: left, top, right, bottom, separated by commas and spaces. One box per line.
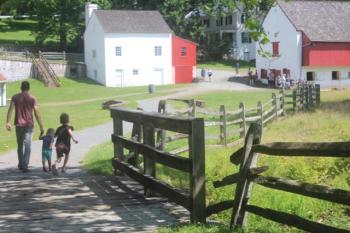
0, 168, 189, 233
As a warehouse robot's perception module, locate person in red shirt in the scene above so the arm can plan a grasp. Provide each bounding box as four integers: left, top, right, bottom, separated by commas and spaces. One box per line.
6, 81, 44, 172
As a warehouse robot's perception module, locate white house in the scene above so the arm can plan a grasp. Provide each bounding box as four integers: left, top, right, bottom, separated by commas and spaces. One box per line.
84, 4, 173, 87
186, 7, 255, 61
256, 0, 350, 87
0, 73, 7, 107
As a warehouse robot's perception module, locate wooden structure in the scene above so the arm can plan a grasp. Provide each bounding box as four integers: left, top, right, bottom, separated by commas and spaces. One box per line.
208, 123, 350, 233
110, 107, 206, 223
0, 170, 186, 232
28, 52, 60, 88
163, 85, 320, 150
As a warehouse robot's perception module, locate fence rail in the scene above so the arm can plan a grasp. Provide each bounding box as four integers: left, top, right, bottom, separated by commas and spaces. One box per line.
110, 107, 206, 223
208, 123, 350, 233
161, 85, 320, 151
0, 51, 84, 63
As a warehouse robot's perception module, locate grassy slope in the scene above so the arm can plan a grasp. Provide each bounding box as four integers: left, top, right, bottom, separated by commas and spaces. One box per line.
83, 89, 350, 232
0, 78, 188, 154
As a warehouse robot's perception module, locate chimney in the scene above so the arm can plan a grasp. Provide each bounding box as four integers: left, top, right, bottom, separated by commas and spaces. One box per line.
85, 3, 98, 26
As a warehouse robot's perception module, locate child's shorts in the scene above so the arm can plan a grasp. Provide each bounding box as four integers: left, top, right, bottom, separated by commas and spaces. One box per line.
56, 143, 70, 158
42, 149, 52, 161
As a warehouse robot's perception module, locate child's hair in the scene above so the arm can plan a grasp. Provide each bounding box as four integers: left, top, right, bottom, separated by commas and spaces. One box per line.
46, 128, 55, 136
60, 113, 69, 124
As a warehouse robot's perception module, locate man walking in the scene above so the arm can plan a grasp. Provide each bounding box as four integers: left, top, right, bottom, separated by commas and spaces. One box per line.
6, 81, 44, 172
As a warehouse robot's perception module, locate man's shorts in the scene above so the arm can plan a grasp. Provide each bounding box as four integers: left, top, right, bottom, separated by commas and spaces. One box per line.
56, 143, 70, 158
42, 149, 52, 161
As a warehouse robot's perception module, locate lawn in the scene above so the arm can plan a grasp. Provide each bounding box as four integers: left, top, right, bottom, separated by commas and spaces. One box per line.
82, 88, 350, 232
0, 78, 188, 154
198, 59, 256, 75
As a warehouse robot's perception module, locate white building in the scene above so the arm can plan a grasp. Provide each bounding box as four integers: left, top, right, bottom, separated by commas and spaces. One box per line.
84, 4, 173, 87
256, 0, 350, 87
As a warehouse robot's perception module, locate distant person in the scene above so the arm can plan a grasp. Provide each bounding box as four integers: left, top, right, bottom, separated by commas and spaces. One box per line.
6, 81, 44, 172
248, 68, 254, 86
39, 128, 55, 172
201, 68, 206, 80
208, 69, 213, 81
52, 113, 78, 175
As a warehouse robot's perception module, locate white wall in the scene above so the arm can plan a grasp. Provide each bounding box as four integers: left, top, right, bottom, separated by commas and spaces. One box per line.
302, 66, 350, 88
256, 4, 302, 80
84, 13, 106, 85
104, 33, 172, 87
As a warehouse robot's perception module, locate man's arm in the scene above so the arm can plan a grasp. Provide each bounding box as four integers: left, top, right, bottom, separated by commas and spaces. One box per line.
34, 105, 44, 136
6, 100, 14, 131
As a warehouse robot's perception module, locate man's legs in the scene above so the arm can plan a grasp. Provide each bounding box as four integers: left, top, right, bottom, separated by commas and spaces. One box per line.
16, 126, 33, 170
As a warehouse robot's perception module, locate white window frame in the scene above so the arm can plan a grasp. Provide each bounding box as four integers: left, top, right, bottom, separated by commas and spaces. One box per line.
132, 69, 139, 76
115, 46, 122, 56
154, 46, 162, 56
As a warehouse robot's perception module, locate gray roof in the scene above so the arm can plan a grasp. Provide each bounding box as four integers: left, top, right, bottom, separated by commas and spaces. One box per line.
277, 0, 350, 42
95, 10, 172, 34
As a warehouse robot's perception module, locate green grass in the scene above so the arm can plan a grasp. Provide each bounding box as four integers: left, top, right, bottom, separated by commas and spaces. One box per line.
82, 88, 350, 232
198, 60, 255, 74
0, 78, 188, 154
0, 18, 58, 45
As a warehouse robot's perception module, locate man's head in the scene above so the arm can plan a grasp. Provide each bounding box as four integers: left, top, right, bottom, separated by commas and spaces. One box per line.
21, 81, 30, 92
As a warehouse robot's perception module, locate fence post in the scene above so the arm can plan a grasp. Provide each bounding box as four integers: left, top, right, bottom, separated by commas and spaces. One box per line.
189, 118, 206, 223
272, 93, 278, 119
292, 90, 297, 112
300, 86, 304, 110
305, 85, 309, 110
143, 125, 156, 197
157, 100, 167, 150
315, 84, 320, 106
309, 85, 314, 108
189, 99, 196, 117
257, 101, 263, 128
279, 88, 286, 116
63, 50, 66, 61
112, 117, 124, 175
239, 102, 246, 139
220, 105, 227, 146
231, 123, 262, 227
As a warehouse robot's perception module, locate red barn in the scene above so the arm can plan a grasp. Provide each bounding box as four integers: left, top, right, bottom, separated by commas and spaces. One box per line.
172, 35, 197, 83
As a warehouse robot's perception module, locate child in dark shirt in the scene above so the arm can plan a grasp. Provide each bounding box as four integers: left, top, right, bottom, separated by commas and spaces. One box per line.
52, 113, 78, 175
39, 128, 55, 172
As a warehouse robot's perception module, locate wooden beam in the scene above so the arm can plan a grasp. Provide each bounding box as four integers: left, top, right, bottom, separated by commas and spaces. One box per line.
246, 205, 350, 233
254, 175, 350, 205
112, 159, 191, 210
253, 142, 350, 157
110, 107, 194, 134
112, 135, 191, 173
206, 200, 234, 217
230, 147, 244, 165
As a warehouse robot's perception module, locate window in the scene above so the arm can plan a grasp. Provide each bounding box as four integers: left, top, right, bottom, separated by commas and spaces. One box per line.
203, 19, 210, 27
272, 42, 279, 57
181, 47, 187, 56
92, 50, 96, 58
332, 71, 340, 80
216, 17, 223, 26
225, 15, 232, 25
241, 32, 251, 43
154, 46, 162, 56
306, 72, 315, 81
241, 14, 246, 24
132, 69, 139, 76
115, 46, 122, 56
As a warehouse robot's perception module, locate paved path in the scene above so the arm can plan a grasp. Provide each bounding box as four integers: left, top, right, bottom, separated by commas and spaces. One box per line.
0, 69, 254, 232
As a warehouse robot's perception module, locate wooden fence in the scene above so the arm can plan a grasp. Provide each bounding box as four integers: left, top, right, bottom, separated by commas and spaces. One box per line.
207, 123, 350, 233
163, 85, 320, 149
110, 107, 206, 223
0, 51, 84, 63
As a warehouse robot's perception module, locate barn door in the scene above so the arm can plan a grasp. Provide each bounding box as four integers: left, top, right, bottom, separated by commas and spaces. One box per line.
151, 68, 164, 85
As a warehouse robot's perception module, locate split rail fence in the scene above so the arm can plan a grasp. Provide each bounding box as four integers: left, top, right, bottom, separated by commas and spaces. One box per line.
110, 107, 206, 223
207, 123, 350, 233
162, 84, 320, 150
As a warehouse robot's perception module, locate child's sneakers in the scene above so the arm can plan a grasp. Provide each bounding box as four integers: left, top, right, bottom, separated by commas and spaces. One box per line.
52, 164, 58, 176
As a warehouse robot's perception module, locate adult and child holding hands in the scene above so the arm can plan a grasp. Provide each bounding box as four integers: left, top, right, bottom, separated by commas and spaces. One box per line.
5, 81, 78, 175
